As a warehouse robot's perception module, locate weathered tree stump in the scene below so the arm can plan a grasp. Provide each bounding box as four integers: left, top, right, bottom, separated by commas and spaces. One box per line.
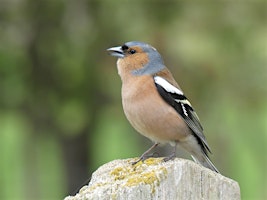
64, 158, 240, 200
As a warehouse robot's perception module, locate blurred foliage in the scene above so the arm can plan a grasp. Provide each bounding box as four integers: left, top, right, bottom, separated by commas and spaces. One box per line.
0, 0, 266, 199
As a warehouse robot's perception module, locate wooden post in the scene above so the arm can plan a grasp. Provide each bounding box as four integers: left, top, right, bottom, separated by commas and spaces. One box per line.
64, 158, 240, 200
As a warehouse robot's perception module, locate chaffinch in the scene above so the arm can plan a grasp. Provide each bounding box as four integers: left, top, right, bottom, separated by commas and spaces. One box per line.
107, 41, 219, 173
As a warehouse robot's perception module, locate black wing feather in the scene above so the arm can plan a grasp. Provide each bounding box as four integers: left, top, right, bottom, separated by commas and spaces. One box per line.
155, 82, 211, 154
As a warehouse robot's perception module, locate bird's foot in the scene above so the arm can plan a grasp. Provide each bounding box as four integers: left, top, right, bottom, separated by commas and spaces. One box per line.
132, 152, 159, 165
163, 153, 176, 162
132, 143, 159, 165
163, 142, 177, 162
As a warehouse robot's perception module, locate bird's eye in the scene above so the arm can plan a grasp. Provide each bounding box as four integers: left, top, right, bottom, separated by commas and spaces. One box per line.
129, 49, 136, 54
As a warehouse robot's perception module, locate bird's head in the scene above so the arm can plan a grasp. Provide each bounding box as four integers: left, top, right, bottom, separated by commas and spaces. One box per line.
107, 41, 165, 76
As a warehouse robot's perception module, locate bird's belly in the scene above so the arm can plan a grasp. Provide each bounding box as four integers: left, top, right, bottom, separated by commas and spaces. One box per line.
122, 88, 190, 144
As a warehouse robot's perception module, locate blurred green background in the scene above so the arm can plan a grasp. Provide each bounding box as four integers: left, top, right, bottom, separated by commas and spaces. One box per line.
0, 1, 266, 199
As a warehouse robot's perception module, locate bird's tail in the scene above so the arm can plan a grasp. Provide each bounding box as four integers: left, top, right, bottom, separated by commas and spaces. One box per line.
179, 135, 220, 173
191, 153, 220, 173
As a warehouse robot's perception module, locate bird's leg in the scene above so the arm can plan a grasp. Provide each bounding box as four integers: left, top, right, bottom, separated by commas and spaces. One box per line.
163, 142, 177, 162
132, 143, 159, 165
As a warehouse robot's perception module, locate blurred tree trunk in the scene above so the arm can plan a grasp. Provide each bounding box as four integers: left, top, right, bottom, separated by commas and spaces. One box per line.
24, 0, 95, 194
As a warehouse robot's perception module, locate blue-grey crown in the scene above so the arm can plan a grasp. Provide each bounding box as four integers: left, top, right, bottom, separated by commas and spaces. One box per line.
125, 41, 165, 76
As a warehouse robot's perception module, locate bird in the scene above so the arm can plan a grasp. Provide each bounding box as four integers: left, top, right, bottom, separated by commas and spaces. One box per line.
107, 41, 219, 173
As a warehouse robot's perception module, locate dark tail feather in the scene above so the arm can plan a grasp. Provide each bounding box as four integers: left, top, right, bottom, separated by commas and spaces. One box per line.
191, 154, 220, 173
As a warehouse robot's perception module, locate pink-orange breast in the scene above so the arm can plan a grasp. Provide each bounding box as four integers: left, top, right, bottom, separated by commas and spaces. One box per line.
121, 75, 191, 144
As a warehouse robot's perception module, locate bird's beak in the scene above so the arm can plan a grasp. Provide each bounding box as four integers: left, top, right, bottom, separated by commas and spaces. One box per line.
107, 46, 125, 58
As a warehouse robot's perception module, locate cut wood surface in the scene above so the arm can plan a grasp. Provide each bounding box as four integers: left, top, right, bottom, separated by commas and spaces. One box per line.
64, 158, 240, 200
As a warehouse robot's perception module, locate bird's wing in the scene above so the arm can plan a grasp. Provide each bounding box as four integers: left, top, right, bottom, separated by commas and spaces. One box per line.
154, 76, 211, 154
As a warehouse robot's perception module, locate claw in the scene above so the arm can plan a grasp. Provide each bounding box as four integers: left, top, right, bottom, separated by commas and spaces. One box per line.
132, 143, 159, 165
163, 153, 176, 162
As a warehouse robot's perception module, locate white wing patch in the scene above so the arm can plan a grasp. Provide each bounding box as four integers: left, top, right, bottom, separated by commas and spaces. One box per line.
154, 76, 183, 95
181, 104, 188, 116
154, 76, 192, 116
176, 99, 192, 107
